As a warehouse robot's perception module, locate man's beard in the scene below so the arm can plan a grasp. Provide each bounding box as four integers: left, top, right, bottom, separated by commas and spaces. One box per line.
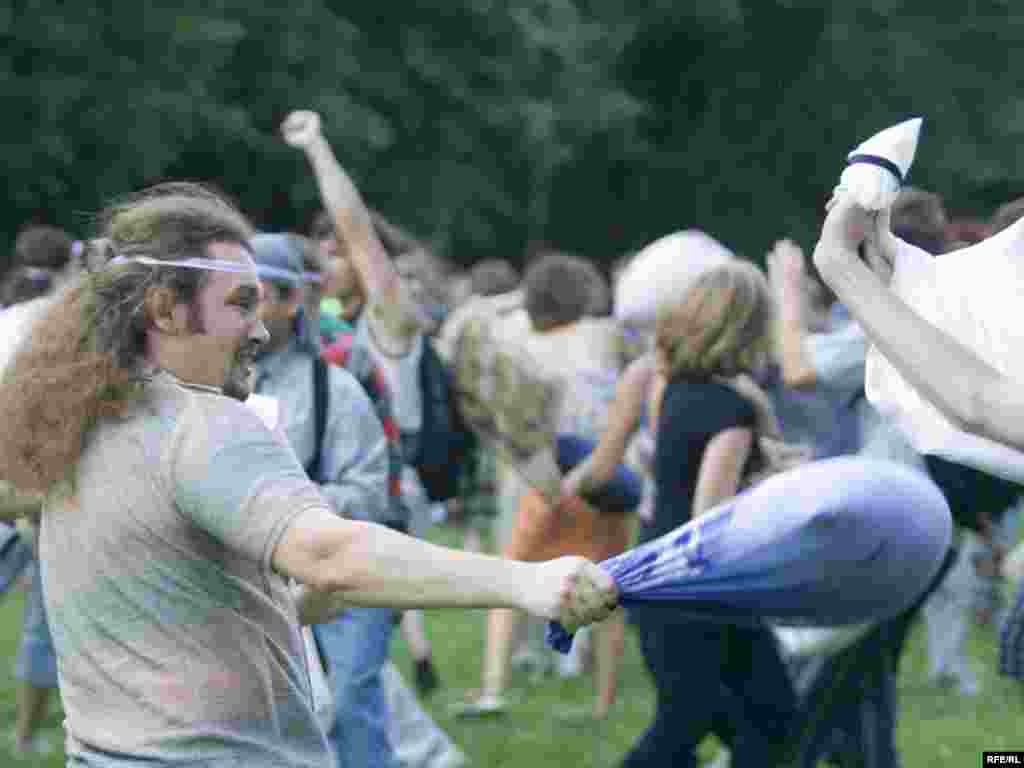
222, 339, 261, 402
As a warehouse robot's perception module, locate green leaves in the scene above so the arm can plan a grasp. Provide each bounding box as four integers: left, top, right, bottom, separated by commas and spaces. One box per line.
4, 1, 1024, 267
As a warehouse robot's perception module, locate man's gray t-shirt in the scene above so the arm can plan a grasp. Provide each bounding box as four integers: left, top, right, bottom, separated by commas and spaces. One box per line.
40, 372, 332, 766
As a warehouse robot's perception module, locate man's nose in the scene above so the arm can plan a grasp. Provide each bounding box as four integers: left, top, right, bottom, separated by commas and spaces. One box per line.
251, 319, 270, 346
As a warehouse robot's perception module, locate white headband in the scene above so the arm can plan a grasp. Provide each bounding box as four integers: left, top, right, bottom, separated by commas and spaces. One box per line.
108, 255, 256, 275
108, 255, 323, 285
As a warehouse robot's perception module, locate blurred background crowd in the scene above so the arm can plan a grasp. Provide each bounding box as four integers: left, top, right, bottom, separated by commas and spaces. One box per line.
3, 2, 1024, 767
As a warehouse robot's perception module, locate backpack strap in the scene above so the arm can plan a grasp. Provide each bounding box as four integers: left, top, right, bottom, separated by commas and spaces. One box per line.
305, 356, 330, 483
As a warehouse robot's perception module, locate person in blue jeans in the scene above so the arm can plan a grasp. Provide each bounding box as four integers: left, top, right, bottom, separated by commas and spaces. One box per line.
13, 556, 60, 757
248, 234, 399, 768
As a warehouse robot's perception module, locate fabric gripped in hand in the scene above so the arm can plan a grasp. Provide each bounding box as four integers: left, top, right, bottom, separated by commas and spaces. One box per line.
548, 457, 951, 652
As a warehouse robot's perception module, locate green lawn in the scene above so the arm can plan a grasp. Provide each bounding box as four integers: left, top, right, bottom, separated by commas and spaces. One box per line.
0, 525, 1020, 766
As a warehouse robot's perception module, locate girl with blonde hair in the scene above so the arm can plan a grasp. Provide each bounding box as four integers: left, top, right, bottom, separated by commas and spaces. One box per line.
621, 260, 797, 768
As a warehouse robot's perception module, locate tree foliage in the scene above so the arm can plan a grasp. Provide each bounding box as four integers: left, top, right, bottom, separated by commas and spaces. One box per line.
3, 1, 1023, 271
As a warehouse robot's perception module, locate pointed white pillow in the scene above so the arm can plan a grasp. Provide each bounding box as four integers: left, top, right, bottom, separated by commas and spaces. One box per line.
839, 118, 922, 210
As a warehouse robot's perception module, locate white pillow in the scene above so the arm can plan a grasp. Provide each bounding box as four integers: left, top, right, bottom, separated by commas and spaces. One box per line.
865, 217, 1024, 482
614, 230, 733, 326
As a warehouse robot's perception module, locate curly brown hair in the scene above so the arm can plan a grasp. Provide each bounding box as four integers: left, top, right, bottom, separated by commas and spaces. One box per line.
0, 182, 253, 494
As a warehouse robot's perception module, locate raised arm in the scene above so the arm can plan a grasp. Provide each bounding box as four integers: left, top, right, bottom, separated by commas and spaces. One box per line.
767, 239, 819, 390
282, 111, 420, 343
812, 196, 1024, 450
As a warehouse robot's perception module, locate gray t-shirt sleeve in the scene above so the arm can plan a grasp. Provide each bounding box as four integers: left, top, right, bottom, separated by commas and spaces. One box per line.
171, 396, 327, 571
806, 322, 868, 402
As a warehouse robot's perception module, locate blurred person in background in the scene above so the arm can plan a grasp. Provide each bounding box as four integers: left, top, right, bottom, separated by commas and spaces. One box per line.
373, 212, 451, 337
444, 270, 474, 313
1, 265, 55, 308
981, 196, 1024, 688
283, 111, 474, 703
986, 196, 1024, 238
764, 239, 861, 462
621, 260, 796, 768
456, 251, 631, 722
300, 235, 470, 768
247, 233, 407, 768
578, 258, 613, 318
768, 187, 957, 768
0, 223, 79, 758
943, 217, 989, 249
469, 258, 519, 299
444, 258, 521, 556
311, 210, 362, 339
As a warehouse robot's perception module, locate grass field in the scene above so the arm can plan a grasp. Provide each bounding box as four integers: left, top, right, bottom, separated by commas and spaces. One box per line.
0, 524, 1019, 766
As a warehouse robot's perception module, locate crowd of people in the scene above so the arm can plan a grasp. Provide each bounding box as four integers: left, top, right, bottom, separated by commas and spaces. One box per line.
0, 108, 1020, 768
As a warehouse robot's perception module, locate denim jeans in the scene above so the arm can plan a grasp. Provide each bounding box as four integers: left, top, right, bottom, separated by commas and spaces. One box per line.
314, 607, 399, 768
16, 558, 59, 688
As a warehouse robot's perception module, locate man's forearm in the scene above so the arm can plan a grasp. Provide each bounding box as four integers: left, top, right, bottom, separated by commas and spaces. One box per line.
280, 509, 616, 629
315, 521, 534, 610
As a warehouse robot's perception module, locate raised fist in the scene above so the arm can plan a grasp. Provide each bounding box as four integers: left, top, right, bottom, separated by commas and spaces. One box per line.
281, 110, 322, 149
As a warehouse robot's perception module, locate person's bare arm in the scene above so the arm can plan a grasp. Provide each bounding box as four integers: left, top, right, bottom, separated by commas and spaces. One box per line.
691, 428, 754, 517
282, 111, 420, 345
562, 356, 652, 497
767, 239, 818, 390
813, 196, 1024, 450
274, 507, 618, 628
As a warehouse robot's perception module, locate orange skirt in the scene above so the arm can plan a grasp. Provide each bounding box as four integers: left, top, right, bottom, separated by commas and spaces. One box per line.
503, 489, 633, 564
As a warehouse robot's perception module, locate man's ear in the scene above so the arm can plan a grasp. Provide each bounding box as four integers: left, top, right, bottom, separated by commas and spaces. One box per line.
145, 286, 188, 334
